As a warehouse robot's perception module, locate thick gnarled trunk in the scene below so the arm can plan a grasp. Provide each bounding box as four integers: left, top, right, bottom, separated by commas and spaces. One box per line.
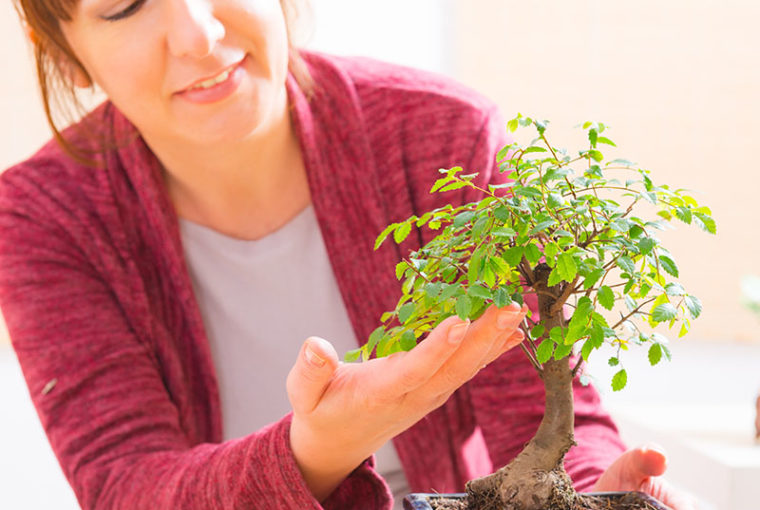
465, 266, 578, 510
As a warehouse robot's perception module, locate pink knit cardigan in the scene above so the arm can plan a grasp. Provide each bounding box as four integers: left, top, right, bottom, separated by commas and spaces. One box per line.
0, 52, 625, 509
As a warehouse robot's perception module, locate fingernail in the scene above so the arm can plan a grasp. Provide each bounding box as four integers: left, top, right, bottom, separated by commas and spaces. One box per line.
448, 320, 470, 344
497, 311, 519, 329
305, 344, 326, 368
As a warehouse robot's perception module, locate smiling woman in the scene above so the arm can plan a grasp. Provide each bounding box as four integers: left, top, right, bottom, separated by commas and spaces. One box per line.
0, 1, 692, 510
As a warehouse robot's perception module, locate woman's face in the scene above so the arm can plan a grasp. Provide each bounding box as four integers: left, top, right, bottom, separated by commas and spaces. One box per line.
61, 0, 291, 147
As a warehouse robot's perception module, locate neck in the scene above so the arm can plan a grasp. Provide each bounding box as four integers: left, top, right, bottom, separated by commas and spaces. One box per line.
151, 93, 310, 240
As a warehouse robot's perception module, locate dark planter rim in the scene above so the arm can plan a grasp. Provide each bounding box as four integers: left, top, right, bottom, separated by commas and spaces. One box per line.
403, 491, 671, 510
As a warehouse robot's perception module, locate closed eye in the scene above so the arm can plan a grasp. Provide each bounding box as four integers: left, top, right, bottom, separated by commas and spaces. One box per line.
102, 0, 146, 22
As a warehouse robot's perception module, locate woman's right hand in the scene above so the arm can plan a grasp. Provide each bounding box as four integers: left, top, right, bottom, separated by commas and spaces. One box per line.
286, 302, 528, 501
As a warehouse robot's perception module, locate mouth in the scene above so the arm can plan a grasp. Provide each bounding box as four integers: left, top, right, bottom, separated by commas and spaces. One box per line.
178, 56, 246, 94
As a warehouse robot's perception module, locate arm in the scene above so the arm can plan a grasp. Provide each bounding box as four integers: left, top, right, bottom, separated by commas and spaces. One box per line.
0, 171, 387, 510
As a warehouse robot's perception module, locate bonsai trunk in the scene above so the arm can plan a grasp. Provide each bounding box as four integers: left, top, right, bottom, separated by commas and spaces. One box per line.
465, 266, 578, 510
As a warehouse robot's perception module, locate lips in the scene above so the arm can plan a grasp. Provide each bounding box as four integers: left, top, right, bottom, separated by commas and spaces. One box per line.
176, 56, 246, 94
173, 55, 247, 105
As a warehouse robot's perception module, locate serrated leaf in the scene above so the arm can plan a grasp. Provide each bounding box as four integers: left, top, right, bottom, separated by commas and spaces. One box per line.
468, 285, 493, 300
617, 255, 635, 275
664, 282, 685, 296
455, 295, 472, 320
694, 212, 716, 234
659, 256, 679, 277
503, 247, 525, 266
395, 261, 408, 280
536, 339, 554, 364
440, 283, 462, 302
394, 221, 412, 243
638, 237, 655, 255
598, 285, 614, 310
375, 223, 398, 250
608, 356, 619, 366
554, 253, 578, 284
430, 176, 452, 193
524, 146, 547, 154
597, 136, 616, 147
400, 330, 417, 351
530, 324, 546, 339
344, 348, 363, 362
652, 302, 678, 322
492, 227, 516, 239
507, 118, 519, 132
494, 206, 511, 221
525, 244, 542, 264
553, 342, 574, 360
611, 369, 628, 391
685, 295, 702, 319
424, 282, 442, 298
581, 339, 594, 361
493, 287, 511, 308
440, 181, 470, 192
453, 210, 476, 228
530, 219, 557, 235
398, 302, 416, 325
648, 343, 663, 366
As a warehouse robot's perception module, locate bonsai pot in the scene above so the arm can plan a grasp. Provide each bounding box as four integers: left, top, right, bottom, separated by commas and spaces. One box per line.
403, 491, 671, 510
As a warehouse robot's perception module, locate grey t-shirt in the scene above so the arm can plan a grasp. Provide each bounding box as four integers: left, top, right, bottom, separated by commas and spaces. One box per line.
179, 204, 408, 508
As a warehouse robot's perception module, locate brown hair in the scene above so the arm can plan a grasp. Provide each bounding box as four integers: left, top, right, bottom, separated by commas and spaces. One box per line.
12, 0, 312, 164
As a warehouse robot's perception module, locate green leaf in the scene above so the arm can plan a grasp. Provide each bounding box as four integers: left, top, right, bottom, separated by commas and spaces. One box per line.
550, 327, 565, 345
531, 324, 546, 339
493, 287, 512, 308
664, 282, 685, 296
375, 223, 398, 250
503, 247, 525, 266
400, 330, 417, 351
492, 227, 517, 239
367, 326, 385, 353
589, 149, 604, 162
554, 341, 574, 360
507, 118, 519, 132
468, 285, 493, 300
617, 256, 635, 275
494, 206, 511, 221
525, 244, 542, 264
581, 339, 594, 361
597, 136, 616, 147
424, 282, 442, 298
685, 295, 702, 319
455, 295, 472, 320
598, 285, 615, 310
652, 302, 678, 322
395, 261, 408, 280
530, 219, 557, 235
440, 283, 462, 302
430, 176, 452, 193
659, 256, 679, 277
694, 212, 716, 234
536, 339, 554, 364
648, 343, 663, 366
611, 369, 628, 391
453, 210, 476, 228
608, 356, 619, 366
398, 302, 416, 325
638, 237, 655, 255
394, 221, 412, 243
344, 348, 362, 362
554, 253, 578, 284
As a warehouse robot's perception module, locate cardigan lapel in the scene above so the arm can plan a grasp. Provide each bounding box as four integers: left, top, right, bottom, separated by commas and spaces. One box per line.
287, 55, 404, 347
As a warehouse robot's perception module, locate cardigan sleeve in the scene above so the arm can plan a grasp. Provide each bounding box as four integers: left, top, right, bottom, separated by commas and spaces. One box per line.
447, 107, 628, 491
0, 168, 391, 510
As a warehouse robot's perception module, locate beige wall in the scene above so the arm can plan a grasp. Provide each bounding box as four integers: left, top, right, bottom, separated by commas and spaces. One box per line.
1, 1, 758, 343
452, 0, 760, 342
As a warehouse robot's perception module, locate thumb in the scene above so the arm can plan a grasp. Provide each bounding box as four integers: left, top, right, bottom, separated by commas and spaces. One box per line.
286, 336, 339, 415
594, 444, 668, 492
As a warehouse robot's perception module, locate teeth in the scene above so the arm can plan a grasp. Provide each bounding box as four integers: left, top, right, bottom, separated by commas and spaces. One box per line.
191, 67, 233, 90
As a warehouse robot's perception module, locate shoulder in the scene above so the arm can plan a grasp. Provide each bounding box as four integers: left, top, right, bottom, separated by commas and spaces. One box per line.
0, 103, 121, 230
302, 51, 501, 134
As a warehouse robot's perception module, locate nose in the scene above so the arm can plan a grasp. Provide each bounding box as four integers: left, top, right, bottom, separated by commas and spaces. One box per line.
166, 0, 226, 59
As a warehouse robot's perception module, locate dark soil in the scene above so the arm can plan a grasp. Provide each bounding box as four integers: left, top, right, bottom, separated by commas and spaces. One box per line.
429, 491, 665, 510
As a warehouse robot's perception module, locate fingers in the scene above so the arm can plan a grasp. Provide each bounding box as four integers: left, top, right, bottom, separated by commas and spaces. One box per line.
417, 303, 527, 397
593, 444, 668, 492
380, 315, 472, 394
286, 337, 340, 415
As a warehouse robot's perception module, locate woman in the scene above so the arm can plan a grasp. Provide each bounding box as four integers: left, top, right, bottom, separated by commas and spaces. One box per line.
1, 1, 695, 509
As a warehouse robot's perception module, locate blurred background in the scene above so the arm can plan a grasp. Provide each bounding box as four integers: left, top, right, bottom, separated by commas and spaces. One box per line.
1, 1, 758, 509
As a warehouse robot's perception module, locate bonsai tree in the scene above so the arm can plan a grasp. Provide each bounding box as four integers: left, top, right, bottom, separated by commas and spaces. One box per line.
346, 115, 715, 510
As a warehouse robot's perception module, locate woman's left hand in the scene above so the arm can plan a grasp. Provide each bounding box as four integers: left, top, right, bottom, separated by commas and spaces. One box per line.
592, 445, 700, 510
